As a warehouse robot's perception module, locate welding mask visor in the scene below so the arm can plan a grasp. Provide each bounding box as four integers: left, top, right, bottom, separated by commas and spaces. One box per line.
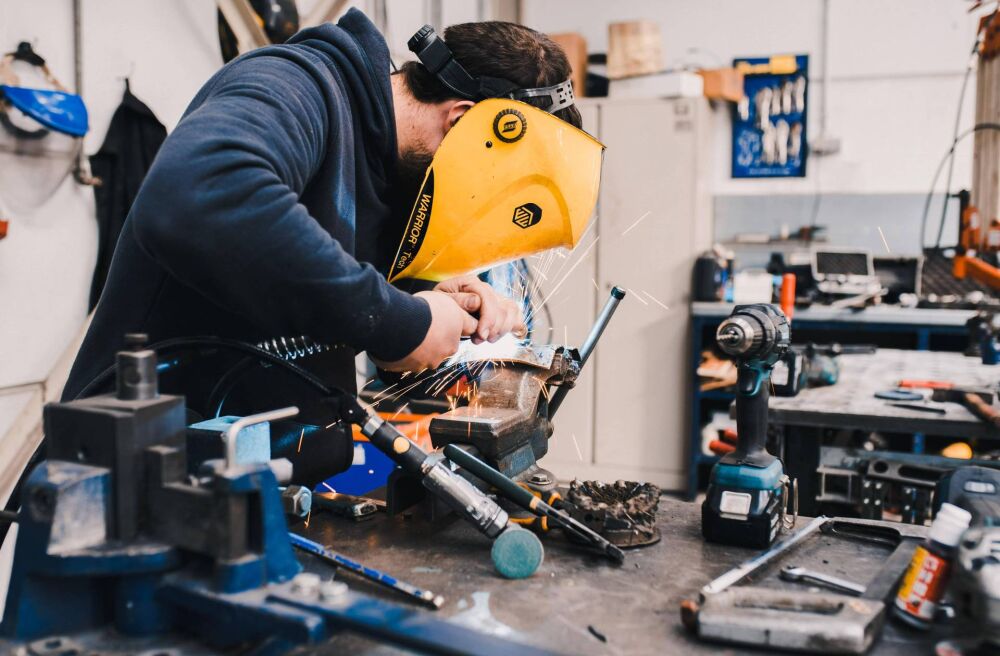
388, 98, 604, 282
0, 44, 88, 211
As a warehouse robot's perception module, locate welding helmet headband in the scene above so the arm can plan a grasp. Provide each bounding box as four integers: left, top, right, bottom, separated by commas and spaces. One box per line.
388, 97, 603, 282
388, 27, 602, 281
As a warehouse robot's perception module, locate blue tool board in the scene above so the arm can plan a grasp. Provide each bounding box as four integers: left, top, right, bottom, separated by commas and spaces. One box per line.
732, 54, 809, 178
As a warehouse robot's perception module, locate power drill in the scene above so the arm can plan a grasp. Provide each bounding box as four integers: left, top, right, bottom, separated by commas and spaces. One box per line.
702, 304, 792, 548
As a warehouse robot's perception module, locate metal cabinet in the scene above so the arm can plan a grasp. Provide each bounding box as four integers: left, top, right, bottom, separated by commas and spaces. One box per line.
535, 97, 713, 491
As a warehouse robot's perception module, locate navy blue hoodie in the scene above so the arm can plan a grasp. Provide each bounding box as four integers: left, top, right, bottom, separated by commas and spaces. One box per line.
63, 10, 431, 402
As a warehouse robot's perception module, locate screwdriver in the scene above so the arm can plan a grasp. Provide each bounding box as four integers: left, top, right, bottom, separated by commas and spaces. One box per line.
443, 444, 625, 564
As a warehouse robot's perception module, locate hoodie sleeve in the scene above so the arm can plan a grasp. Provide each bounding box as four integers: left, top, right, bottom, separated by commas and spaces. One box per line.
130, 54, 430, 362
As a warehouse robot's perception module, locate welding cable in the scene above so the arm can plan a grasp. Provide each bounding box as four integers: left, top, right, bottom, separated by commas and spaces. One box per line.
0, 336, 338, 549
932, 9, 997, 250
919, 122, 1000, 250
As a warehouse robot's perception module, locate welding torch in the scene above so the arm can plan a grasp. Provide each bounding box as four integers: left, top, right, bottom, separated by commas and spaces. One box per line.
443, 443, 626, 564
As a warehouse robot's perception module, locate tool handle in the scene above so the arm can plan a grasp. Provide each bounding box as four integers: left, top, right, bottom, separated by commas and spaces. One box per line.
444, 444, 538, 510
733, 366, 770, 463
548, 286, 626, 418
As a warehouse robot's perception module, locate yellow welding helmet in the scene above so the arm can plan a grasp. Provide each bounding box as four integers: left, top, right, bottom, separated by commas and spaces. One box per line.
388, 97, 604, 282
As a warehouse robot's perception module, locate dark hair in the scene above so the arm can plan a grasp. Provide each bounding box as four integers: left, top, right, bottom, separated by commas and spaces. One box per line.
398, 21, 582, 129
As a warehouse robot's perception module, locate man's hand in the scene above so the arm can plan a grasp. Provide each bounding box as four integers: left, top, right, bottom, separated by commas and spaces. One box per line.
375, 290, 477, 372
434, 275, 527, 344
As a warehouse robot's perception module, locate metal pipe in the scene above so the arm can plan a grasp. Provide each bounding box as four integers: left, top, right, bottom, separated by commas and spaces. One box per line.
547, 286, 626, 418
224, 406, 299, 468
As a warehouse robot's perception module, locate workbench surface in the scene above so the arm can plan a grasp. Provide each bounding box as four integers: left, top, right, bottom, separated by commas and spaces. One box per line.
295, 496, 949, 655
769, 348, 1000, 438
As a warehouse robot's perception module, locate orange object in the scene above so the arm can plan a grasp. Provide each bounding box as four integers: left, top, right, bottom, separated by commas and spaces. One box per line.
350, 411, 438, 451
898, 380, 954, 390
960, 205, 982, 251
708, 440, 736, 455
698, 67, 744, 102
0, 219, 7, 240
780, 273, 796, 322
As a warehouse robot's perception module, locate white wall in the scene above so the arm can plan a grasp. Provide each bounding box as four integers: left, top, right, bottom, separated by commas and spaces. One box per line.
521, 0, 983, 196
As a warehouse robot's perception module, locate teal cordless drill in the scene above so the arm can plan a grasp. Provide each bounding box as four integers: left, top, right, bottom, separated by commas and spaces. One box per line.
702, 304, 791, 548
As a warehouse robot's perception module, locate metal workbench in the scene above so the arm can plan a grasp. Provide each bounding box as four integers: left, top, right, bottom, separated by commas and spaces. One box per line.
688, 302, 975, 499
769, 348, 1000, 515
293, 496, 945, 655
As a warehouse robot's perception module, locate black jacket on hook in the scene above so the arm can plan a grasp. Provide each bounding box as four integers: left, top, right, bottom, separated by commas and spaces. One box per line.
88, 82, 166, 311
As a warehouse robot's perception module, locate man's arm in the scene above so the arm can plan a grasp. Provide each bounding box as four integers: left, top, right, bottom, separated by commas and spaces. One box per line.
131, 54, 428, 361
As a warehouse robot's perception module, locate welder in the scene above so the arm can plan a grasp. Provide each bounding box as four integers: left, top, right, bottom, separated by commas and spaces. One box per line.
58, 10, 603, 486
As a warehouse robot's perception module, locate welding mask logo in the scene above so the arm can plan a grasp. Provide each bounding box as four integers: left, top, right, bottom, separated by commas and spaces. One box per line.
512, 203, 541, 229
388, 98, 604, 283
493, 109, 526, 143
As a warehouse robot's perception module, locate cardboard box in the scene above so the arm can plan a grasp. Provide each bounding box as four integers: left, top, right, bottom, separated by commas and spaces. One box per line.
549, 32, 587, 98
698, 67, 744, 102
607, 20, 663, 79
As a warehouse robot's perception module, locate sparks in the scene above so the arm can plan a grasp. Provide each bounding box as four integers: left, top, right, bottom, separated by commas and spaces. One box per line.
642, 290, 670, 311
571, 433, 584, 462
628, 288, 649, 305
877, 226, 891, 254
322, 481, 336, 494
297, 428, 305, 453
303, 508, 311, 528
620, 210, 651, 236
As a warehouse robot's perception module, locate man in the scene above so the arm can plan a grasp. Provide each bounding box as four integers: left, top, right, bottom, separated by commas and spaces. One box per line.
60, 10, 588, 483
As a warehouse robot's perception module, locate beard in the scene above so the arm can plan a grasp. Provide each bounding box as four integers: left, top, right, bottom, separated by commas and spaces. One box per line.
394, 147, 434, 208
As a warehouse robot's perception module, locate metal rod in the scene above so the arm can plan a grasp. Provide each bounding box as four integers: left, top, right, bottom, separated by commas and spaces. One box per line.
224, 406, 298, 467
289, 532, 444, 609
700, 515, 828, 596
547, 286, 626, 418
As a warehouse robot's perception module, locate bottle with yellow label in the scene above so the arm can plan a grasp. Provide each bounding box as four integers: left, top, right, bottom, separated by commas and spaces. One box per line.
893, 503, 972, 629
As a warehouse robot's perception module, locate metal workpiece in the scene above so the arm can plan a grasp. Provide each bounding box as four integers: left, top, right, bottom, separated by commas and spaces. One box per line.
422, 460, 509, 539
289, 532, 445, 610
224, 406, 298, 469
701, 515, 829, 596
780, 565, 866, 596
548, 286, 625, 418
694, 587, 885, 654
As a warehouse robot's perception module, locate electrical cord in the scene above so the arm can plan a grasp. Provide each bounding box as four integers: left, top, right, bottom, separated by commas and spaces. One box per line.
934, 8, 997, 249
919, 122, 1000, 250
0, 336, 339, 549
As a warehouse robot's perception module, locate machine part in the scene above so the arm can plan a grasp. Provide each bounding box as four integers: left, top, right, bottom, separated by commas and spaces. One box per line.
564, 479, 661, 548
386, 97, 603, 282
337, 402, 543, 578
548, 286, 626, 418
780, 565, 866, 596
693, 587, 885, 654
704, 304, 792, 548
428, 343, 579, 483
701, 515, 829, 596
444, 444, 625, 563
255, 335, 330, 360
280, 485, 313, 519
224, 407, 298, 468
1, 341, 548, 655
312, 491, 382, 521
932, 386, 1000, 428
289, 532, 444, 610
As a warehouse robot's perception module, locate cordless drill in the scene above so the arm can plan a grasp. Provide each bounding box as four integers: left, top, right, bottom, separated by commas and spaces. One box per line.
702, 304, 791, 548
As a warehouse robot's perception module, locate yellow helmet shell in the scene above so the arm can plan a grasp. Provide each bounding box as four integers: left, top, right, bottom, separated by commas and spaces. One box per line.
388, 98, 604, 282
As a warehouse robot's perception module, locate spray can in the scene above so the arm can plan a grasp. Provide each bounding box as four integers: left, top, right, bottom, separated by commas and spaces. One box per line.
893, 503, 972, 629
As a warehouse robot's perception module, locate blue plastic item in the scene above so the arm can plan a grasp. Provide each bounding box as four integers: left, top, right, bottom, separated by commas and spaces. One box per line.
710, 458, 783, 490
0, 85, 89, 136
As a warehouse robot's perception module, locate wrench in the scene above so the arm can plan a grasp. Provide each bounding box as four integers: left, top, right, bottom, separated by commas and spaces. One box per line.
780, 565, 866, 596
